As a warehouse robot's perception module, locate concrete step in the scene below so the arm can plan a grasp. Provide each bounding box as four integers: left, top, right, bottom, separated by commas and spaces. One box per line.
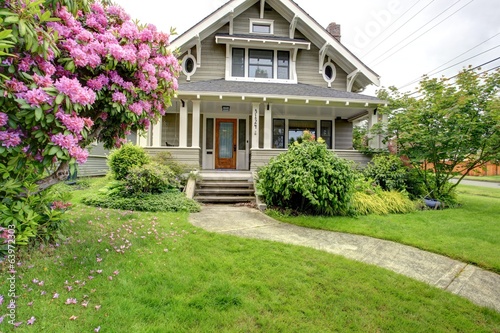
198, 181, 253, 188
195, 195, 256, 203
196, 188, 255, 195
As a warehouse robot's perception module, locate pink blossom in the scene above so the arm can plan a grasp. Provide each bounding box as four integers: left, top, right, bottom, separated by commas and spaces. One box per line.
51, 133, 78, 150
112, 91, 127, 105
108, 44, 124, 61
68, 146, 89, 164
128, 102, 142, 116
87, 74, 109, 91
33, 74, 53, 88
18, 56, 34, 71
70, 48, 88, 67
0, 130, 22, 148
0, 112, 7, 127
76, 30, 93, 42
54, 77, 96, 105
27, 316, 35, 325
139, 27, 154, 42
107, 5, 130, 20
38, 60, 56, 76
120, 21, 138, 39
5, 78, 28, 93
56, 111, 85, 134
24, 88, 51, 107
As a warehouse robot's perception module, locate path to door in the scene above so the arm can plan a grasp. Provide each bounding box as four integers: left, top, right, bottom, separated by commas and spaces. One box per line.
189, 204, 500, 313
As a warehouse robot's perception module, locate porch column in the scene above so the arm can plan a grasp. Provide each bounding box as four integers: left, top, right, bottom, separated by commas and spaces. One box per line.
152, 118, 162, 147
251, 103, 260, 149
179, 100, 188, 147
368, 109, 380, 149
264, 103, 272, 149
191, 100, 201, 148
137, 130, 148, 147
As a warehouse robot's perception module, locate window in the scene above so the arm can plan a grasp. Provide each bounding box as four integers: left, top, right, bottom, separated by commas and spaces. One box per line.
273, 119, 285, 148
206, 118, 214, 150
288, 120, 316, 145
232, 48, 245, 77
238, 119, 246, 150
181, 54, 197, 79
249, 49, 273, 78
322, 62, 337, 86
277, 51, 289, 80
250, 19, 273, 34
230, 48, 290, 81
320, 120, 332, 149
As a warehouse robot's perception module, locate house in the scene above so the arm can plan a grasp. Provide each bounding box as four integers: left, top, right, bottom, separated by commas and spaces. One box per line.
138, 0, 386, 172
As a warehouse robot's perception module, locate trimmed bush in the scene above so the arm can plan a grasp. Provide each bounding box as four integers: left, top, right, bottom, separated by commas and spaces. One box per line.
363, 154, 408, 192
107, 143, 150, 180
82, 192, 200, 213
150, 151, 189, 177
258, 139, 355, 216
124, 162, 180, 195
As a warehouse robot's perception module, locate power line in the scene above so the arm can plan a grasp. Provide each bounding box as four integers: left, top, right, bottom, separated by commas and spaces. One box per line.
398, 43, 500, 89
371, 0, 475, 66
407, 56, 500, 97
361, 0, 427, 57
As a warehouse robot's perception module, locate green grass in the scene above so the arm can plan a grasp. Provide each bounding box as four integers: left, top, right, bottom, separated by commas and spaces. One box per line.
268, 184, 500, 273
1, 179, 499, 332
459, 175, 500, 182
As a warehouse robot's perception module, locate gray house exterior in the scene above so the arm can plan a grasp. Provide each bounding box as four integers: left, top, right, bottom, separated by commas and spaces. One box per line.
137, 0, 386, 171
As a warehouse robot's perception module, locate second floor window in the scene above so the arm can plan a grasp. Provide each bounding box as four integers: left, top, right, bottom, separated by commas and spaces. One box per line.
231, 48, 290, 81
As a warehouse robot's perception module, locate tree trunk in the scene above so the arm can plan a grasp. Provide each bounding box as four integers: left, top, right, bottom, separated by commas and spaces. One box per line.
34, 161, 70, 193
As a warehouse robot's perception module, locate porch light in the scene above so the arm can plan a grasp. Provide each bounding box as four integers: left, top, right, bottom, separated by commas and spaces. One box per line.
222, 105, 230, 112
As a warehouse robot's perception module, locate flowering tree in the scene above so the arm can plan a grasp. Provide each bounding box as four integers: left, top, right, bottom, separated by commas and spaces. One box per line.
0, 0, 180, 190
0, 0, 180, 244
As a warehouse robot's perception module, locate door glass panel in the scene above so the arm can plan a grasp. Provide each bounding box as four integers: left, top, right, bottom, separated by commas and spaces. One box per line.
238, 119, 246, 150
206, 118, 214, 150
219, 122, 233, 159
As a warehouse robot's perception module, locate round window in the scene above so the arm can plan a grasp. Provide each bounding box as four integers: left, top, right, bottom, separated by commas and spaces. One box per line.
182, 54, 197, 77
322, 62, 337, 84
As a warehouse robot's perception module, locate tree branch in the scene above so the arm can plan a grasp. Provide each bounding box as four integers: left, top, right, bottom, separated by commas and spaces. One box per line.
34, 161, 70, 193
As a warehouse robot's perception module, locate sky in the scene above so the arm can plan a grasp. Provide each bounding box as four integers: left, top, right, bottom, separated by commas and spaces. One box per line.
114, 0, 500, 96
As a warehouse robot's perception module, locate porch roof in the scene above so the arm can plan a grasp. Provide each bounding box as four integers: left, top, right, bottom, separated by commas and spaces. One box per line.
177, 79, 385, 106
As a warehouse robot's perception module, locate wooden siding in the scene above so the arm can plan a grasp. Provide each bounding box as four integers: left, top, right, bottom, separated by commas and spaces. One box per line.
335, 119, 353, 149
78, 156, 108, 177
250, 149, 371, 171
145, 147, 201, 168
295, 43, 348, 90
233, 3, 291, 37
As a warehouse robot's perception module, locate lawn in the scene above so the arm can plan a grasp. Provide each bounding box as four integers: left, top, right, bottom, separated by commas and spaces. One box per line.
0, 179, 499, 332
268, 184, 500, 273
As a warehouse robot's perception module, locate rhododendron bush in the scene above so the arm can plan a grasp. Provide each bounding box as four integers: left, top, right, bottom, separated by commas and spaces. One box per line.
0, 0, 180, 245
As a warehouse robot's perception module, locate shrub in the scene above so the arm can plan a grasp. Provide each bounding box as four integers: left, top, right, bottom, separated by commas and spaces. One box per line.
124, 162, 180, 195
150, 151, 190, 177
363, 154, 408, 192
107, 143, 150, 180
82, 192, 200, 213
258, 139, 355, 216
352, 191, 416, 215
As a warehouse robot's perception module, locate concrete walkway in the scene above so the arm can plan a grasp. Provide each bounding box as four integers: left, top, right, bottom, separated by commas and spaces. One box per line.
189, 205, 500, 313
451, 179, 500, 188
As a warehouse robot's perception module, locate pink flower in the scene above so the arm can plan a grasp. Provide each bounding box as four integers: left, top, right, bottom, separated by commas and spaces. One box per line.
0, 130, 22, 148
112, 91, 127, 105
129, 102, 142, 116
54, 77, 96, 106
0, 112, 8, 127
65, 298, 77, 305
68, 146, 89, 164
56, 111, 85, 134
27, 316, 35, 325
87, 74, 109, 91
51, 133, 78, 150
33, 74, 53, 88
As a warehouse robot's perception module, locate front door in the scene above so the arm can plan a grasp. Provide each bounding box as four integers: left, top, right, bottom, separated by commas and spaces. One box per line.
215, 119, 237, 169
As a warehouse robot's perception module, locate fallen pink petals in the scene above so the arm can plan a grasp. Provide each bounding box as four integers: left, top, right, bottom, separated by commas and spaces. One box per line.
95, 304, 101, 310
27, 316, 36, 325
94, 326, 101, 332
69, 315, 77, 320
65, 298, 77, 305
53, 293, 59, 299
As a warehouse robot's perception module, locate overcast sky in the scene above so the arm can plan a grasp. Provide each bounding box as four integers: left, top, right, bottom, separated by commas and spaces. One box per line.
114, 0, 500, 96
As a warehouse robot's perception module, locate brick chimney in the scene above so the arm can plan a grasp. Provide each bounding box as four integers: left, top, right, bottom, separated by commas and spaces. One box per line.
326, 22, 341, 42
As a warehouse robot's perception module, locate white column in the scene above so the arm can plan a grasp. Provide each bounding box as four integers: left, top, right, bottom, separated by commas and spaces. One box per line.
179, 101, 188, 147
368, 109, 380, 149
152, 117, 163, 147
191, 101, 200, 148
137, 130, 148, 147
251, 103, 260, 149
264, 104, 272, 149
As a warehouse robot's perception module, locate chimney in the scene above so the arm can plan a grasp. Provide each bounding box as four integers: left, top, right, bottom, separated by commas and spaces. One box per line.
326, 22, 341, 42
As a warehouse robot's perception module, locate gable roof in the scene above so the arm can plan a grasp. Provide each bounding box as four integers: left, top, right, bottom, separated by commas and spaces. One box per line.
169, 0, 380, 89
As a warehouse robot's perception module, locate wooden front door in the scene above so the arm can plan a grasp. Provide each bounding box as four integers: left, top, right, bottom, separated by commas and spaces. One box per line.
215, 119, 237, 169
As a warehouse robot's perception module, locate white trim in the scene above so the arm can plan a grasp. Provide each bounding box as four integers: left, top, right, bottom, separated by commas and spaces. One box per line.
152, 119, 162, 147
181, 53, 197, 81
216, 35, 310, 49
264, 104, 272, 149
322, 61, 337, 88
252, 103, 260, 149
192, 101, 201, 148
179, 102, 188, 147
249, 18, 274, 35
346, 69, 360, 92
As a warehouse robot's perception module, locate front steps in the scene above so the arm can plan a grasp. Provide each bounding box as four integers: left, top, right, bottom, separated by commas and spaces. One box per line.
194, 171, 255, 204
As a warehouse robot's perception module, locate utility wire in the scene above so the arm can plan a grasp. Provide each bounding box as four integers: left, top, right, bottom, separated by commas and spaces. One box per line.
398, 43, 500, 89
362, 0, 431, 58
370, 0, 474, 66
407, 56, 500, 97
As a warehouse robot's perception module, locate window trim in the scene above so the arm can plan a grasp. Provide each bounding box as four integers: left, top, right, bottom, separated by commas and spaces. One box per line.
249, 18, 274, 35
322, 61, 337, 87
181, 53, 197, 81
229, 47, 292, 83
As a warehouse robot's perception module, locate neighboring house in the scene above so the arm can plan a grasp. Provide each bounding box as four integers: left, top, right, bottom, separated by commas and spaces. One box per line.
142, 0, 386, 171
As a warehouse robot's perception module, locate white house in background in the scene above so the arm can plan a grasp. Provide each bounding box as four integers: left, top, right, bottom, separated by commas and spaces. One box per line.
138, 0, 386, 171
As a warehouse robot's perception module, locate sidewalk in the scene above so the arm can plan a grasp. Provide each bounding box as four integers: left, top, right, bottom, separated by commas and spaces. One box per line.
189, 204, 500, 313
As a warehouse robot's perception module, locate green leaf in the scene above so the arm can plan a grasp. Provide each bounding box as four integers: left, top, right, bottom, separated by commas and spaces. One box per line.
18, 19, 26, 36
35, 108, 43, 121
55, 94, 64, 105
3, 15, 19, 23
47, 145, 59, 156
0, 29, 12, 39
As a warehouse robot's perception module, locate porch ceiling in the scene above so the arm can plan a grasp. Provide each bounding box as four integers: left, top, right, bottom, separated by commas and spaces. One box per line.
176, 79, 386, 108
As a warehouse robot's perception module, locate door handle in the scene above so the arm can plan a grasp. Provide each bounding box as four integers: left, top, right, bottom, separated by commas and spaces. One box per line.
233, 144, 236, 152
